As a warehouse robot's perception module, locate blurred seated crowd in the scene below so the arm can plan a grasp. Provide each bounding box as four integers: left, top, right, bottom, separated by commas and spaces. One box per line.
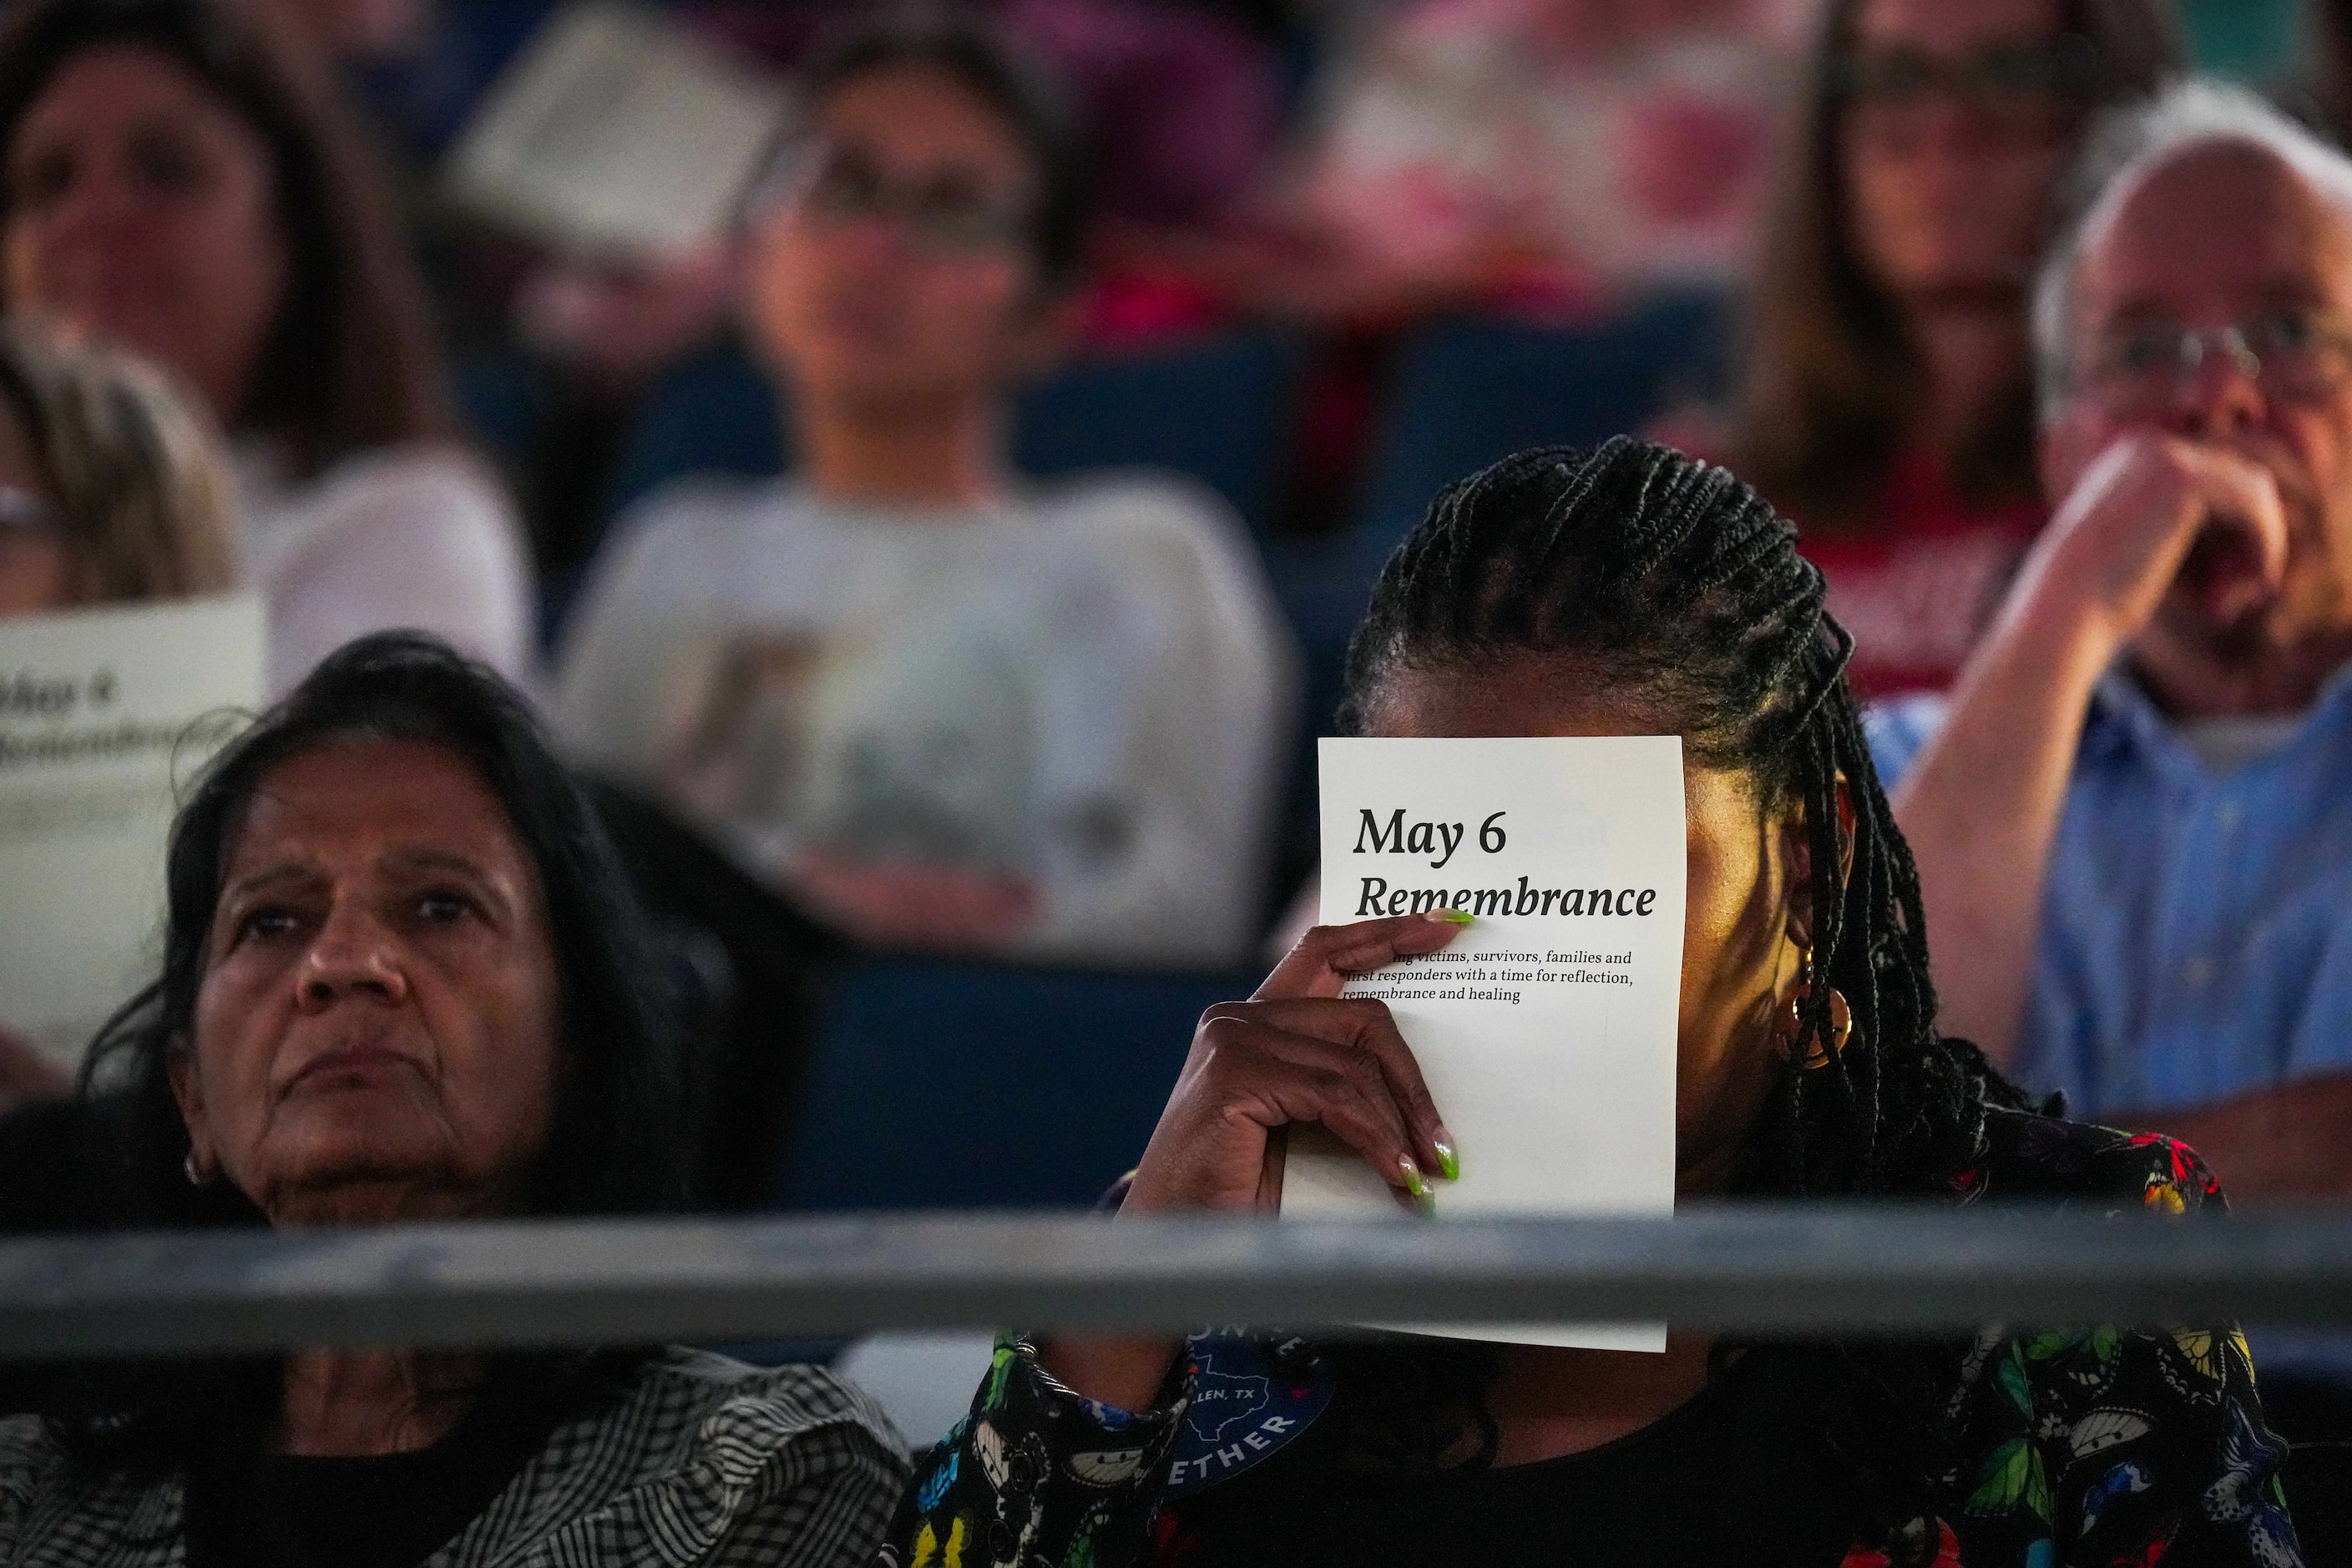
3, 0, 2352, 1559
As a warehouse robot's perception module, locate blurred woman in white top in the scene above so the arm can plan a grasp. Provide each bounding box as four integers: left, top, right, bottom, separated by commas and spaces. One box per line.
555, 12, 1294, 968
0, 0, 529, 695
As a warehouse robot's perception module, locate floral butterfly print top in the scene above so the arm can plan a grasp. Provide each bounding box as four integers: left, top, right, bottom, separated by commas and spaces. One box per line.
882, 1110, 2299, 1568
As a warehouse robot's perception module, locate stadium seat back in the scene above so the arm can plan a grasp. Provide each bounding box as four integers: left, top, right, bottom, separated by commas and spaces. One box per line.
1346, 295, 1732, 611
769, 959, 1252, 1211
607, 342, 786, 514
554, 329, 1298, 537
1012, 330, 1298, 537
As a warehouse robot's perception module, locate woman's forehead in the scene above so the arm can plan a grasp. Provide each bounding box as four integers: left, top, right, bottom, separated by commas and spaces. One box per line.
221, 737, 524, 878
1363, 657, 1659, 740
812, 63, 1032, 182
19, 40, 238, 138
1363, 660, 1783, 817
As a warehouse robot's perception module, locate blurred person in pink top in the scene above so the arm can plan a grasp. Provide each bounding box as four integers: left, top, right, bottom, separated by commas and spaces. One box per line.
1229, 0, 1806, 321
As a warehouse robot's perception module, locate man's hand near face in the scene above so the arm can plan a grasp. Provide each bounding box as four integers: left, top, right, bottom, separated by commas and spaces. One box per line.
1889, 115, 2352, 1219
2023, 432, 2289, 653
1896, 432, 2352, 1205
1889, 430, 2293, 1070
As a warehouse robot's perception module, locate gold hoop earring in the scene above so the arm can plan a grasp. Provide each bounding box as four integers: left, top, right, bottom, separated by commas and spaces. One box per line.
1783, 952, 1853, 1070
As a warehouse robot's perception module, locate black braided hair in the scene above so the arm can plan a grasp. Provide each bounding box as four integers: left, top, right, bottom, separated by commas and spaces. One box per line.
1341, 436, 2026, 1197
1324, 438, 2029, 1536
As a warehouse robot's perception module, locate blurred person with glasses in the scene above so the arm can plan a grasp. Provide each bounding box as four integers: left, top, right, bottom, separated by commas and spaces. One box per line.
1881, 82, 2352, 1492
0, 322, 232, 1114
553, 10, 1294, 967
1726, 0, 2178, 699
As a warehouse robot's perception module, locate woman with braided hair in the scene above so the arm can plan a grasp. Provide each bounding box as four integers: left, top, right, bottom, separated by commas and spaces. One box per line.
886, 439, 2299, 1568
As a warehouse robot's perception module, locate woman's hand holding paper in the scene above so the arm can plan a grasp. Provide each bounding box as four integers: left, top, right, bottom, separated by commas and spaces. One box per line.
1041, 914, 1465, 1414
1125, 912, 1466, 1216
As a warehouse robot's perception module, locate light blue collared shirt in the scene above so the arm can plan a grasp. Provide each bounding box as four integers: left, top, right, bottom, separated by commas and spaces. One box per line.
1870, 665, 2352, 1120
1874, 669, 2352, 1385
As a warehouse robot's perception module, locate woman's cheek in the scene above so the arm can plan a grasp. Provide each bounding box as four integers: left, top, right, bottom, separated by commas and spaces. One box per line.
196, 943, 289, 1049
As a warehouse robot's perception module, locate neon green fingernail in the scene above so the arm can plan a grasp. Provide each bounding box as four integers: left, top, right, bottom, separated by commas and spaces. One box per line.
1434, 1139, 1459, 1182
1438, 908, 1474, 924
1399, 1157, 1429, 1199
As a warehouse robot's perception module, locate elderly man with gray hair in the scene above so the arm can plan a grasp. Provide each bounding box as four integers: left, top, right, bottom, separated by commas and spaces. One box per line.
1878, 78, 2352, 1472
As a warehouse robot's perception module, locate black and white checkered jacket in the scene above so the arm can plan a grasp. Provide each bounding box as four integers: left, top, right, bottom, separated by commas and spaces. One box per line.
0, 1349, 908, 1566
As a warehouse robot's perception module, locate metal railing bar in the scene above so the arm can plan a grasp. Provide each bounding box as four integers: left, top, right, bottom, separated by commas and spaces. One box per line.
2, 1205, 2349, 1359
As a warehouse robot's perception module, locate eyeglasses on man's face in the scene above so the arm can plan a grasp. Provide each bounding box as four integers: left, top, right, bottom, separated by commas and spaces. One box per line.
2075, 311, 2352, 417
760, 139, 1037, 259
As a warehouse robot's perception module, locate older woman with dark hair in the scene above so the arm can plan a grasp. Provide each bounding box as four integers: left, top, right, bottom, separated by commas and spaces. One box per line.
0, 0, 530, 694
1729, 0, 2178, 698
0, 634, 903, 1566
